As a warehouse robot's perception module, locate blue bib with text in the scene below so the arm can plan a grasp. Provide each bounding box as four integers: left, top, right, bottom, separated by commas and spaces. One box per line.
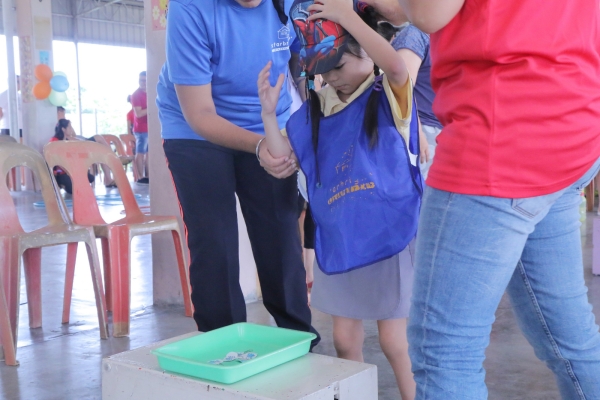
287, 83, 422, 275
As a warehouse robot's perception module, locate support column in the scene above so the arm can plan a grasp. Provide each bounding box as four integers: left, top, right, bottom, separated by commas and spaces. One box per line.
2, 0, 19, 142
16, 0, 56, 157
2, 0, 22, 190
143, 0, 260, 307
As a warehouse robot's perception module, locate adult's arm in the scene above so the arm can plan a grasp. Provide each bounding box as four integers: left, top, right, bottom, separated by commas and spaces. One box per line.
396, 48, 421, 86
176, 83, 263, 152
133, 106, 148, 118
396, 48, 430, 162
397, 0, 465, 33
175, 83, 297, 177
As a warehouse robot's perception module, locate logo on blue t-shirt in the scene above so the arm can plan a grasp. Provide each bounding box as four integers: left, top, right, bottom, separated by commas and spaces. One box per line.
278, 25, 291, 40
273, 23, 292, 53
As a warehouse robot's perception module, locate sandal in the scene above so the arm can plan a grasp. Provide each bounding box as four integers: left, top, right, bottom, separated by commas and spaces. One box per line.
105, 181, 117, 188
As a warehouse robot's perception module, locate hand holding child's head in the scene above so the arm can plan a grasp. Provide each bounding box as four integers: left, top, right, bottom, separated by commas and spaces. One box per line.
307, 0, 355, 24
257, 61, 285, 116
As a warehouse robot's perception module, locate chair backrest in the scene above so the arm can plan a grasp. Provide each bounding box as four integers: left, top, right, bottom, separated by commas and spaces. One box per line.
0, 142, 68, 234
96, 134, 127, 158
43, 141, 143, 225
119, 134, 136, 157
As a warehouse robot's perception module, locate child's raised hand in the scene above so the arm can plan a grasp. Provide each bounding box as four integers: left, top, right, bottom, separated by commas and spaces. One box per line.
307, 0, 354, 25
258, 61, 285, 116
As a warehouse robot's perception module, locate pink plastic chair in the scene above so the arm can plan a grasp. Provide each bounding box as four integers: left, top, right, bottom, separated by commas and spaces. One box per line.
119, 134, 140, 181
0, 142, 108, 366
44, 141, 192, 337
0, 136, 18, 190
96, 134, 133, 166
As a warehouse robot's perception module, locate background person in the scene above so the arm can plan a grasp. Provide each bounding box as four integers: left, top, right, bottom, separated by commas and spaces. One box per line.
392, 22, 440, 179
50, 119, 95, 194
131, 71, 149, 184
126, 95, 134, 137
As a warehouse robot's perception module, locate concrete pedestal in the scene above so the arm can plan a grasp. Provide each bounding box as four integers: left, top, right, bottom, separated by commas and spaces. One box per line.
102, 332, 378, 400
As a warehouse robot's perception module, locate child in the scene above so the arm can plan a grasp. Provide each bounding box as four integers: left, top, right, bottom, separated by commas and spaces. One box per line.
258, 0, 421, 398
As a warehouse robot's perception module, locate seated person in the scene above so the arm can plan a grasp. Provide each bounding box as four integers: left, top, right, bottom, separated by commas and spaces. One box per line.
50, 119, 95, 194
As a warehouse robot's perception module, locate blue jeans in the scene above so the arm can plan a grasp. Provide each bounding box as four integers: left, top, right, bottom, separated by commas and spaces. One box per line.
409, 157, 600, 399
134, 132, 148, 154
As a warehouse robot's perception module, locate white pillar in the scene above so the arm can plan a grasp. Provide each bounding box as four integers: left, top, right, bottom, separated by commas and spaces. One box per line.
143, 0, 260, 306
2, 0, 19, 142
16, 0, 56, 160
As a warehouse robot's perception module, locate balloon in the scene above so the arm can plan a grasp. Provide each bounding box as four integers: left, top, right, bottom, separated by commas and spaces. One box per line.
48, 90, 67, 106
34, 64, 53, 82
53, 71, 67, 78
50, 75, 69, 92
32, 82, 51, 100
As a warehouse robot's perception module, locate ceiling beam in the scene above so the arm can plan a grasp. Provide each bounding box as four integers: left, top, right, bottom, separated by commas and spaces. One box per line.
77, 0, 123, 17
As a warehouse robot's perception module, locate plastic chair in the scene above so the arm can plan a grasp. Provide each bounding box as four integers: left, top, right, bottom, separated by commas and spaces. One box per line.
44, 141, 192, 337
0, 142, 109, 366
0, 136, 18, 190
119, 134, 140, 181
96, 134, 133, 166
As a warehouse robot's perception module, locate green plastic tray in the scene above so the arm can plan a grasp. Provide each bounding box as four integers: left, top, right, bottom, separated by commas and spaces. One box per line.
152, 323, 316, 384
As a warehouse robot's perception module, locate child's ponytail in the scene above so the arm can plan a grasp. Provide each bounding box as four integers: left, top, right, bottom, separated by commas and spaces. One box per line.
356, 3, 395, 149
306, 74, 323, 186
363, 65, 382, 148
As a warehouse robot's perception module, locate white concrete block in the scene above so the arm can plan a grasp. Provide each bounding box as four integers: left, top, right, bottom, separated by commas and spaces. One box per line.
102, 332, 377, 400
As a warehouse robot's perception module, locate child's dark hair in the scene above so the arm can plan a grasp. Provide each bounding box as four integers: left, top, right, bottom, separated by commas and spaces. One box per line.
306, 4, 398, 179
54, 119, 70, 140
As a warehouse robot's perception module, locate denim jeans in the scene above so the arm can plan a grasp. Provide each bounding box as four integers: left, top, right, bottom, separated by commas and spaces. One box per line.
409, 157, 600, 399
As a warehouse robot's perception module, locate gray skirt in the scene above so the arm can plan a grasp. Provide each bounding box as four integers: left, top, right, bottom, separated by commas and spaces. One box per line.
311, 240, 415, 320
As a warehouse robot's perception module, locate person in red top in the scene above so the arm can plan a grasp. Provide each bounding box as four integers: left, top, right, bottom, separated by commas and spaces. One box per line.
126, 95, 134, 137
131, 71, 149, 184
397, 0, 600, 398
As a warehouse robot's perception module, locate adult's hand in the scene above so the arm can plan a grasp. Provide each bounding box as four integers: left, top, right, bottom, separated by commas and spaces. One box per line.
259, 139, 297, 179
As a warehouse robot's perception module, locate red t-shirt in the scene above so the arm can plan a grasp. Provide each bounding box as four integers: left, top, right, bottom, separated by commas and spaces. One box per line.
131, 88, 148, 133
126, 109, 134, 129
427, 0, 600, 197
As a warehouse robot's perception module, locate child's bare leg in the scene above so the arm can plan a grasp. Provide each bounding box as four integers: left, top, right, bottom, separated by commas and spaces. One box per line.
332, 316, 364, 362
378, 318, 415, 400
304, 249, 315, 285
101, 164, 113, 185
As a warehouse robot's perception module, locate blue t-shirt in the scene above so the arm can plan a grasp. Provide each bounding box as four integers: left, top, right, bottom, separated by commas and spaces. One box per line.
392, 25, 442, 129
157, 0, 297, 140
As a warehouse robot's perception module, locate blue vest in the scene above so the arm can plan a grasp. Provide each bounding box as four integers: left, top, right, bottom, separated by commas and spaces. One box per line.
287, 83, 423, 275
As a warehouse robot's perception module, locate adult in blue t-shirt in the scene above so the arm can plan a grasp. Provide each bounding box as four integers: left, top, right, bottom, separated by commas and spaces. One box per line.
157, 0, 319, 344
392, 23, 442, 179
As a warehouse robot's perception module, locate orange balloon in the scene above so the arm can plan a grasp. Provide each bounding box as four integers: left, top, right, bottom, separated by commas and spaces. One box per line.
32, 82, 51, 100
34, 64, 53, 82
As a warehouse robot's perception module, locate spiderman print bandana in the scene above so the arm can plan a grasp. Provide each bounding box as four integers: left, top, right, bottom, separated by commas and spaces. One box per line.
290, 0, 358, 75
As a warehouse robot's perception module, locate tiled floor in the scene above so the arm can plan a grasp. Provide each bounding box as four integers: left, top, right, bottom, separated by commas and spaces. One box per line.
1, 183, 599, 400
